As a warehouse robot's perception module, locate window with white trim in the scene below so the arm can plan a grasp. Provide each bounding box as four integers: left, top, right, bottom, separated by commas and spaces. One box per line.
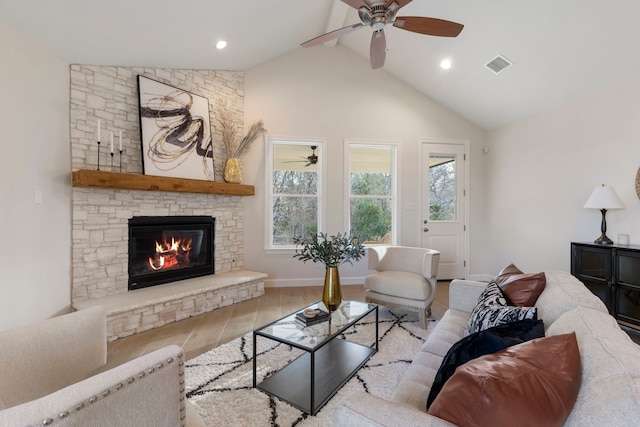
345, 142, 398, 245
266, 138, 324, 249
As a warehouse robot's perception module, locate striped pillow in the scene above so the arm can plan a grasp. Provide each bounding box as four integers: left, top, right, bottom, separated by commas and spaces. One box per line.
467, 282, 537, 334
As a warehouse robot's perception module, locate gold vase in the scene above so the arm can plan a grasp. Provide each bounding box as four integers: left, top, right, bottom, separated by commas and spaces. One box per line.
223, 158, 242, 184
322, 266, 342, 313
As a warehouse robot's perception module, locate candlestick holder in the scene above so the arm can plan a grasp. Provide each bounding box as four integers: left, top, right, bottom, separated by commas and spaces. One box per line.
119, 149, 123, 173
97, 141, 101, 171
111, 152, 114, 172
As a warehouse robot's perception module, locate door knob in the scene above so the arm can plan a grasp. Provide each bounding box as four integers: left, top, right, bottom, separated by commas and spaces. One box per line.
423, 220, 428, 224
423, 228, 429, 232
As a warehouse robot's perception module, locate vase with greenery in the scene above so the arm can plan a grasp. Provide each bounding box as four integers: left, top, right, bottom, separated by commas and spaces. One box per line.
217, 102, 266, 184
293, 232, 365, 312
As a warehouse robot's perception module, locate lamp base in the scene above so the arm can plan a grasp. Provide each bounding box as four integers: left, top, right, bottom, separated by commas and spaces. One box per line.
593, 208, 614, 245
594, 234, 614, 245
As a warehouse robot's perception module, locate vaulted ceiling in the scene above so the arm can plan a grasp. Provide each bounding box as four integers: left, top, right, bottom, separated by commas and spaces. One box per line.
2, 0, 639, 130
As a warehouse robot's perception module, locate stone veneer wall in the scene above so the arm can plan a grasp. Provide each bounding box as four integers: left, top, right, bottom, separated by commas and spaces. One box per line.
70, 65, 247, 303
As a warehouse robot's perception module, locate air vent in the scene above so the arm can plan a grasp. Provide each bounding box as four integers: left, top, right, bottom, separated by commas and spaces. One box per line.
485, 55, 513, 74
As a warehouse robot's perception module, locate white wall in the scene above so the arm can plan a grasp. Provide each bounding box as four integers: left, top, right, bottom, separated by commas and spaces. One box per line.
243, 46, 487, 286
485, 76, 640, 275
0, 19, 71, 331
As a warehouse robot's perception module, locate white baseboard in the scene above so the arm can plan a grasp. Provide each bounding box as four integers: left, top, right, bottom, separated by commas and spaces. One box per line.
264, 277, 366, 288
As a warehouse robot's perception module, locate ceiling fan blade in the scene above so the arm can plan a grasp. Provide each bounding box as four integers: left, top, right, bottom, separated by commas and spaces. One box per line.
393, 16, 464, 37
370, 29, 386, 69
341, 0, 369, 9
301, 23, 364, 48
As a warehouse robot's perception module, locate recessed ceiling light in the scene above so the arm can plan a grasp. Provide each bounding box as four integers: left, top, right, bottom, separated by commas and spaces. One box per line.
440, 59, 452, 70
216, 40, 227, 50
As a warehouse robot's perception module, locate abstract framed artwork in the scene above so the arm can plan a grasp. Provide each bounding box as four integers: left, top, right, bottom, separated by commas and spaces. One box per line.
137, 75, 215, 181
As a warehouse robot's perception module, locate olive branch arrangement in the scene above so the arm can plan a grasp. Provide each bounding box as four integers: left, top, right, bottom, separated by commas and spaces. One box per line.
293, 232, 365, 268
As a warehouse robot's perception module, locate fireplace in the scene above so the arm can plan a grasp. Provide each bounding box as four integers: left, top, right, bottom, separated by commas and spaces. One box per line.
128, 216, 215, 290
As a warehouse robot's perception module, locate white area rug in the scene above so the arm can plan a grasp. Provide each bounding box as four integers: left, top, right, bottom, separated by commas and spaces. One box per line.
186, 309, 436, 426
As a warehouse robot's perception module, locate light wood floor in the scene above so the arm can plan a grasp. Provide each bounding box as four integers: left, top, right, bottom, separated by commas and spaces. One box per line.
105, 282, 450, 370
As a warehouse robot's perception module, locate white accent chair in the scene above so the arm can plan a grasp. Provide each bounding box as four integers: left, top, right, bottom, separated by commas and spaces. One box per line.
0, 306, 205, 427
364, 246, 440, 328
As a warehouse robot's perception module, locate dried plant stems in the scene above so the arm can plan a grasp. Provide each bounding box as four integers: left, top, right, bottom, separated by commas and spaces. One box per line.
217, 102, 266, 159
235, 120, 266, 158
218, 104, 238, 158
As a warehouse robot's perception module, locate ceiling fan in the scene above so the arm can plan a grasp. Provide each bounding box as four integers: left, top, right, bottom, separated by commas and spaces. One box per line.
282, 146, 318, 167
301, 0, 464, 69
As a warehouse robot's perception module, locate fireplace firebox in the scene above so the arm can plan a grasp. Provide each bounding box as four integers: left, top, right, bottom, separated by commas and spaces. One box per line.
128, 216, 215, 291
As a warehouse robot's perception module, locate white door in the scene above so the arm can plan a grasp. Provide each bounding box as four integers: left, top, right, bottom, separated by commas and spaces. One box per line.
421, 142, 467, 280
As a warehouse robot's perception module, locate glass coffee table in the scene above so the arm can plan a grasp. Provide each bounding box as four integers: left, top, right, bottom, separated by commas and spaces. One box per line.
252, 300, 378, 415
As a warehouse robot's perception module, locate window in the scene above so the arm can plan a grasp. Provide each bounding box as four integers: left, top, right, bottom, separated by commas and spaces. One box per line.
345, 142, 398, 245
266, 138, 325, 249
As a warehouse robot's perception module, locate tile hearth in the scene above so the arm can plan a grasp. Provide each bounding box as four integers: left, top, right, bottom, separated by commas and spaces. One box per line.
74, 270, 266, 341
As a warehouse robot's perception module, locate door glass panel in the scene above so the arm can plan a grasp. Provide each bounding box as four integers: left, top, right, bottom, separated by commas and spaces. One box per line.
429, 154, 456, 221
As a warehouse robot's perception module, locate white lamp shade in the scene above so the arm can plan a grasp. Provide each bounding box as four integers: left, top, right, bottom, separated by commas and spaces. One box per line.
584, 184, 625, 210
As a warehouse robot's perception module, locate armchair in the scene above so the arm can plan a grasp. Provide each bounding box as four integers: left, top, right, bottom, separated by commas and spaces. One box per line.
364, 246, 440, 328
0, 306, 205, 427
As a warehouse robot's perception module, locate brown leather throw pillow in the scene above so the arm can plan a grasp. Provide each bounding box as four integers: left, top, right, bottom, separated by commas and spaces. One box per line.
499, 272, 546, 307
495, 263, 523, 285
427, 333, 582, 427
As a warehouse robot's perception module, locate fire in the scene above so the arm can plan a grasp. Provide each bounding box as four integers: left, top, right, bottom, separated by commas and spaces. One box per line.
148, 236, 193, 271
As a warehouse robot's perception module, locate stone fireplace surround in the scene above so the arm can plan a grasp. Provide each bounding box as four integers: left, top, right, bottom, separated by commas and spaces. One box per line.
69, 65, 266, 341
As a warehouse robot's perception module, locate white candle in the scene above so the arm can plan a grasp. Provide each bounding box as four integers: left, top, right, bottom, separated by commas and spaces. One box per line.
110, 132, 114, 153
119, 130, 123, 151
97, 120, 101, 141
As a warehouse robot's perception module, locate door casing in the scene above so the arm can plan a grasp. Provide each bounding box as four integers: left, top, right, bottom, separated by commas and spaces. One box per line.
419, 139, 469, 280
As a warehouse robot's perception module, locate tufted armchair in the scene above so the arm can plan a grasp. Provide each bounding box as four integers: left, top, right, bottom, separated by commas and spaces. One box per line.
0, 306, 205, 427
364, 246, 440, 328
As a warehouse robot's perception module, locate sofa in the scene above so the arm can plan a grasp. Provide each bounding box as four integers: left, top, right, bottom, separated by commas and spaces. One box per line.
0, 306, 205, 427
334, 270, 640, 426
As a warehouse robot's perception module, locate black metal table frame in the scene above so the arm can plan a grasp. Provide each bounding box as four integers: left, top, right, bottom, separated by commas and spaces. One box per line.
252, 301, 378, 415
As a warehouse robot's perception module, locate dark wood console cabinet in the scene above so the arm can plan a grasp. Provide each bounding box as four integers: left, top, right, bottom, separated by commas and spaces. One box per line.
571, 242, 640, 329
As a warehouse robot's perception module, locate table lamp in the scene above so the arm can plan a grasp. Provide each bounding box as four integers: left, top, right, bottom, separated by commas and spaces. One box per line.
583, 184, 624, 245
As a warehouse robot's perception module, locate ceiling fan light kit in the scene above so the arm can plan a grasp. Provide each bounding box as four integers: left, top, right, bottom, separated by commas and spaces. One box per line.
302, 0, 464, 69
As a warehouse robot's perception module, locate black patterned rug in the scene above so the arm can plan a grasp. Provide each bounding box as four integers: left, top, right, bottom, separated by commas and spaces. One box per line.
185, 308, 436, 426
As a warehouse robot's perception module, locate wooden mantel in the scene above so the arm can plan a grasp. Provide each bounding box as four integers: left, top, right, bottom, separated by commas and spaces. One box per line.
72, 169, 254, 196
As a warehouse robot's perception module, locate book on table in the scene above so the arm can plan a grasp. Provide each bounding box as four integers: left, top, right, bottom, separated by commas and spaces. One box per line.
295, 317, 329, 328
295, 308, 330, 326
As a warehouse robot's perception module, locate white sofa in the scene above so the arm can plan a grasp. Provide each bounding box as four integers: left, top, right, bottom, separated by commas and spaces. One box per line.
334, 271, 640, 426
0, 306, 205, 427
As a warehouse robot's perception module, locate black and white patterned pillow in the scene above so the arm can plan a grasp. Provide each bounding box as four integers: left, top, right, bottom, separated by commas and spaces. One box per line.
467, 282, 537, 334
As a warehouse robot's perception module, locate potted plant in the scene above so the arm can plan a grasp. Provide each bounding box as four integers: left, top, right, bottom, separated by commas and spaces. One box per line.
293, 232, 365, 312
